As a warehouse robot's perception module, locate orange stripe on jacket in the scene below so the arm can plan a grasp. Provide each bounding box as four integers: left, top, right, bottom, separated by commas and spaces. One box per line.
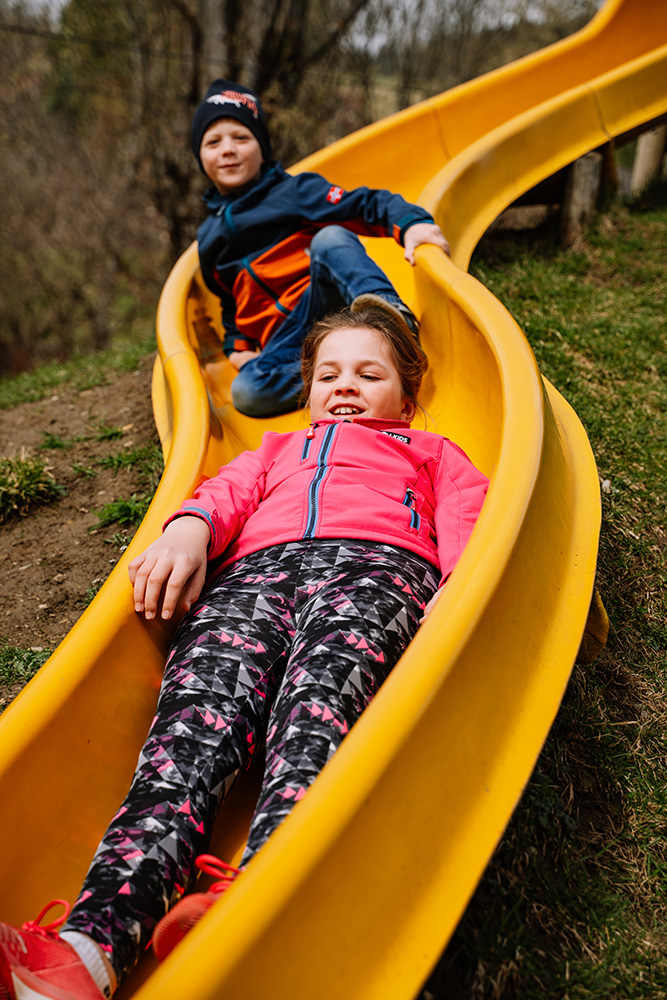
231, 232, 313, 347
230, 222, 393, 347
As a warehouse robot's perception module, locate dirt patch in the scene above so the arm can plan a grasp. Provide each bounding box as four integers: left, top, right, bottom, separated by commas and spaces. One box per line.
0, 355, 158, 658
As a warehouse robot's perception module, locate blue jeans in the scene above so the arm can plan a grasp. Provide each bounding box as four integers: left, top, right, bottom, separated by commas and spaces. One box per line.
231, 226, 408, 417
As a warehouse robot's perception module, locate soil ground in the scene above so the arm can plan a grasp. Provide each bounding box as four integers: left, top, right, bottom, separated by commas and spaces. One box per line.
0, 354, 158, 704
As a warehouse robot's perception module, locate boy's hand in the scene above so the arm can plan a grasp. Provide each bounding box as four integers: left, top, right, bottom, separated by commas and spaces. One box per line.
128, 516, 211, 621
403, 222, 450, 265
229, 350, 259, 370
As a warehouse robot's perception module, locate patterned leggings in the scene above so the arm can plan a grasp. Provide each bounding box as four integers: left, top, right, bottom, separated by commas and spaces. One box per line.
64, 539, 439, 980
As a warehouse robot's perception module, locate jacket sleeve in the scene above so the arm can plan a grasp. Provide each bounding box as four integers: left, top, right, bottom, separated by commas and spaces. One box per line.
290, 171, 434, 245
198, 261, 259, 356
220, 295, 261, 355
164, 445, 268, 560
432, 440, 489, 584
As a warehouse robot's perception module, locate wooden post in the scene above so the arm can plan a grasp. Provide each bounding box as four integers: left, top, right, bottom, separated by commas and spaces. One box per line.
630, 125, 667, 196
560, 151, 603, 247
600, 140, 618, 198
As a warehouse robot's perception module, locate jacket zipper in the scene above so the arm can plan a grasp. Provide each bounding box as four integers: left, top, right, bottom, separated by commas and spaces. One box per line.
303, 423, 337, 538
301, 425, 315, 461
242, 256, 290, 315
402, 488, 421, 530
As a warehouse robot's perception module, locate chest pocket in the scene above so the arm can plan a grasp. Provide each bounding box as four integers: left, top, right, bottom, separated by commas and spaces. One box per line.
402, 488, 421, 530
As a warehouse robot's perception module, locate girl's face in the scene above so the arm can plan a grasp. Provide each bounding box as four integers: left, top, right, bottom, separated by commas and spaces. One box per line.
309, 327, 415, 423
200, 119, 263, 195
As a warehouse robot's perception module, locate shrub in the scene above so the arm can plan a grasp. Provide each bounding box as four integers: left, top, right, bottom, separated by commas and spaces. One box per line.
0, 452, 66, 522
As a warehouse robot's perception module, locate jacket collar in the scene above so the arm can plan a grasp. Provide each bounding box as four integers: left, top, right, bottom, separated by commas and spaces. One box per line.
202, 161, 283, 211
309, 417, 412, 431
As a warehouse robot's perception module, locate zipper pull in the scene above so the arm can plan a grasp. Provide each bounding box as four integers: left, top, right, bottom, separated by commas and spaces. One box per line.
306, 425, 316, 439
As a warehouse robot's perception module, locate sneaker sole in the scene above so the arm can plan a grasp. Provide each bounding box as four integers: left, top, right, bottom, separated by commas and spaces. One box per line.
350, 294, 420, 340
0, 926, 103, 1000
0, 966, 76, 1000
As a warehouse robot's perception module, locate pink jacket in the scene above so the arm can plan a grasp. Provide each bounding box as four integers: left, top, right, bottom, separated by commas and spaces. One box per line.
169, 418, 488, 584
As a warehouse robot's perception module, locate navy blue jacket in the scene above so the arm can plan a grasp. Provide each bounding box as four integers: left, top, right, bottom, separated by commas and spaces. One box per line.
197, 162, 433, 354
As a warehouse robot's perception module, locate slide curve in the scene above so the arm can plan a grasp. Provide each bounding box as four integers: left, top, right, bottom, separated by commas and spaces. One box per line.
1, 1, 665, 997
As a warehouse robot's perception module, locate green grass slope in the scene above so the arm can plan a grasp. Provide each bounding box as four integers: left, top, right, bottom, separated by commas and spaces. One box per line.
426, 189, 667, 999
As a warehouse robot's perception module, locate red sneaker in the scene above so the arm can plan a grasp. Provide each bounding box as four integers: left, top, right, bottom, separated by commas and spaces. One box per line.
152, 854, 240, 962
0, 901, 104, 1000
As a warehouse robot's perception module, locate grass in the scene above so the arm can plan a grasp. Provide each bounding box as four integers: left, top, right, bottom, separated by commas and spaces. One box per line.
96, 442, 163, 488
427, 192, 667, 998
92, 443, 163, 530
34, 409, 164, 535
0, 334, 155, 409
83, 578, 105, 606
40, 431, 81, 450
95, 424, 124, 441
0, 646, 51, 687
0, 453, 66, 522
40, 429, 163, 505
103, 529, 133, 553
71, 463, 97, 479
93, 494, 152, 529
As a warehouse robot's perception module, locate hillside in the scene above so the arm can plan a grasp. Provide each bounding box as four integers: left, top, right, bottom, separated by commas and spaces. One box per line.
0, 354, 158, 705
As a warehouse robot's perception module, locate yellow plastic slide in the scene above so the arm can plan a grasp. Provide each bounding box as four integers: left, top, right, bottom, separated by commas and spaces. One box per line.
1, 0, 665, 997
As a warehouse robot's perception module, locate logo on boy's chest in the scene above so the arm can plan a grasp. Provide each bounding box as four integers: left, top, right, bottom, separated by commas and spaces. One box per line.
326, 185, 345, 204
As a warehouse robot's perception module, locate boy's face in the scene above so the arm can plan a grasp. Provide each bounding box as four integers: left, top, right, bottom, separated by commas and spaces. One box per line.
200, 119, 263, 195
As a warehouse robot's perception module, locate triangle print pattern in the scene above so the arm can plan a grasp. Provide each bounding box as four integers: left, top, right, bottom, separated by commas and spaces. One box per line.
64, 539, 438, 980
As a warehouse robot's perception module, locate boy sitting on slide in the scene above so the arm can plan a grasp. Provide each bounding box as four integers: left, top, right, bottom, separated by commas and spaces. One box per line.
191, 78, 449, 416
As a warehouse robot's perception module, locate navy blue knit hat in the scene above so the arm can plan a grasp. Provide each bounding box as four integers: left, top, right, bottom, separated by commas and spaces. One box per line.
191, 79, 272, 173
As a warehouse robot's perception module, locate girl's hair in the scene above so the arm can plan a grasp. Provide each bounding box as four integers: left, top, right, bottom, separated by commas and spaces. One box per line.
300, 308, 428, 405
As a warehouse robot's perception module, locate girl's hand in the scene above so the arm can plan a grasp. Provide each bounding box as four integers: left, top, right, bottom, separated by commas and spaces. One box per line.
403, 222, 450, 265
128, 516, 211, 621
420, 585, 445, 623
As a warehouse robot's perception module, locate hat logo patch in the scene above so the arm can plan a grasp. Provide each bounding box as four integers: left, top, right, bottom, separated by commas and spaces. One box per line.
207, 90, 259, 118
326, 185, 345, 204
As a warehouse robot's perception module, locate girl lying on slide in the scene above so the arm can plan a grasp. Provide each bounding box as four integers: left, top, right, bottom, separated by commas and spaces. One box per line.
0, 307, 488, 1000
